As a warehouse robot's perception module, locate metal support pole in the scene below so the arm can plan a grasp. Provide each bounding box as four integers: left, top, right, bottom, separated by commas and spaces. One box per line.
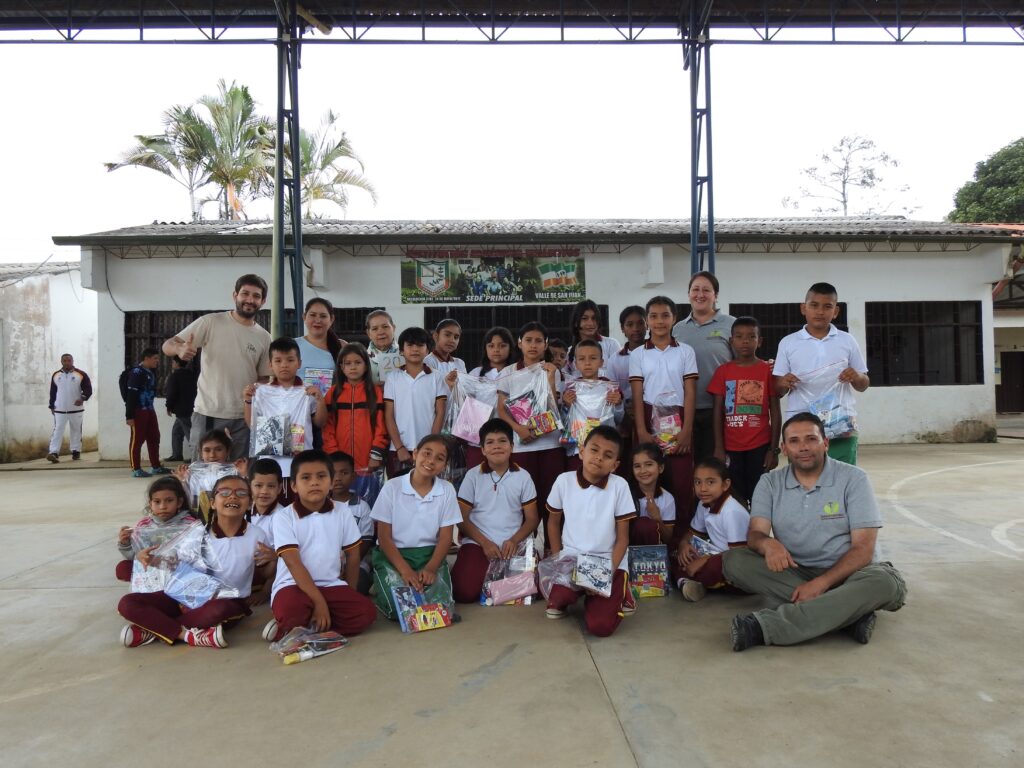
271, 0, 304, 339
685, 2, 715, 275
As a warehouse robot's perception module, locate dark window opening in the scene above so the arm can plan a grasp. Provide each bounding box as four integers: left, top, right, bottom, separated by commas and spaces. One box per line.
728, 303, 848, 362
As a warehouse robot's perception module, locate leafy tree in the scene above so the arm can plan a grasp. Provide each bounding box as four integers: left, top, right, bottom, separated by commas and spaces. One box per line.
285, 110, 377, 220
783, 135, 915, 216
104, 105, 210, 221
948, 138, 1024, 223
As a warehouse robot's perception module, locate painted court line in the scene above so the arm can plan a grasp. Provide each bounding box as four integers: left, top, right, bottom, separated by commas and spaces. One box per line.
991, 518, 1024, 553
886, 459, 1023, 561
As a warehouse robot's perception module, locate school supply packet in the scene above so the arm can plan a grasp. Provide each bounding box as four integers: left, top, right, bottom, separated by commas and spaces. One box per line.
650, 391, 682, 452
690, 535, 720, 558
573, 553, 614, 597
391, 586, 454, 633
129, 521, 240, 607
537, 553, 577, 599
800, 361, 857, 440
269, 626, 349, 665
628, 545, 669, 598
560, 379, 617, 452
185, 462, 239, 524
503, 363, 563, 443
480, 538, 537, 606
249, 384, 314, 456
129, 517, 197, 555
444, 373, 500, 444
302, 368, 334, 397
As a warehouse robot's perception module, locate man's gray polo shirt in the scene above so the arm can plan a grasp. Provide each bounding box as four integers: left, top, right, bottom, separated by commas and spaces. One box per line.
672, 311, 735, 410
750, 458, 882, 569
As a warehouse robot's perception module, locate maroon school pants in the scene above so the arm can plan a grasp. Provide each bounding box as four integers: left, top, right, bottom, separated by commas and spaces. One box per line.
465, 445, 483, 473
270, 584, 376, 640
115, 560, 133, 582
512, 446, 565, 534
629, 516, 662, 546
118, 591, 250, 643
639, 403, 694, 530
451, 542, 490, 604
129, 409, 161, 471
547, 568, 628, 638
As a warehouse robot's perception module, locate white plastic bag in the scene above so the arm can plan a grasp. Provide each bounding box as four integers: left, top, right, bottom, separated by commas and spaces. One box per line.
561, 379, 616, 452
185, 461, 239, 523
129, 521, 241, 607
502, 363, 562, 444
799, 361, 857, 440
536, 553, 577, 600
481, 538, 537, 606
444, 373, 500, 445
250, 384, 314, 456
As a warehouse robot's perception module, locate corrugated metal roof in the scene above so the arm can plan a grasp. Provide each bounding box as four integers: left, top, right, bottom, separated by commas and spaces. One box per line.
0, 261, 80, 285
52, 217, 1024, 247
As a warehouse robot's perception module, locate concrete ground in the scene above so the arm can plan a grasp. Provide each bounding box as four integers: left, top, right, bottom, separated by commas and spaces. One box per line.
1, 443, 1022, 768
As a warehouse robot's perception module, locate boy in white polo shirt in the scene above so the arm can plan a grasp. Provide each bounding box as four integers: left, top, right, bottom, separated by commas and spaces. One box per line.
263, 449, 377, 642
383, 326, 448, 477
629, 295, 699, 525
370, 434, 463, 621
545, 425, 637, 637
451, 419, 539, 603
773, 282, 870, 465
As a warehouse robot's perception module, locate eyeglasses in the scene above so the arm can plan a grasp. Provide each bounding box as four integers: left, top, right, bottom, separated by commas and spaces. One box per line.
215, 489, 251, 498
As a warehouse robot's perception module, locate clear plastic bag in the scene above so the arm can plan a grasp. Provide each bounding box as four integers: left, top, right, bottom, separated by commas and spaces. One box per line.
129, 520, 240, 607
536, 553, 577, 599
481, 538, 537, 606
185, 462, 239, 524
444, 374, 500, 445
560, 380, 616, 451
352, 468, 385, 508
573, 553, 614, 597
440, 437, 467, 492
649, 391, 682, 452
800, 362, 857, 440
390, 586, 455, 633
270, 626, 349, 664
502, 363, 563, 443
129, 516, 197, 555
250, 384, 313, 456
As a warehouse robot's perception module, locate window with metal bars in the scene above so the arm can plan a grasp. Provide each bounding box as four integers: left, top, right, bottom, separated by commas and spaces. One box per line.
424, 305, 608, 367
332, 306, 385, 348
865, 301, 982, 386
727, 303, 848, 362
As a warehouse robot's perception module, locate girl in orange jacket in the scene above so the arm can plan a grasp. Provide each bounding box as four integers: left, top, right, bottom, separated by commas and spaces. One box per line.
323, 343, 389, 472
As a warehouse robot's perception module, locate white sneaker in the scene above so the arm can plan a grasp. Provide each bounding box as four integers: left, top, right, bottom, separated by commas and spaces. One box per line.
681, 579, 707, 602
545, 606, 566, 619
621, 588, 637, 616
261, 618, 279, 642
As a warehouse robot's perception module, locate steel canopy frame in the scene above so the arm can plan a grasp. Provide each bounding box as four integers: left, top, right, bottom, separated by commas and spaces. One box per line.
6, 3, 1023, 328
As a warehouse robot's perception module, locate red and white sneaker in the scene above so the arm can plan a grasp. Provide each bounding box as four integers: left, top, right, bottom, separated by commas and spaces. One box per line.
120, 624, 156, 648
182, 626, 226, 648
621, 587, 638, 616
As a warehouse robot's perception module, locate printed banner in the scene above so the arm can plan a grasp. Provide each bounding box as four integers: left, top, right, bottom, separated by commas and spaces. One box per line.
400, 247, 586, 304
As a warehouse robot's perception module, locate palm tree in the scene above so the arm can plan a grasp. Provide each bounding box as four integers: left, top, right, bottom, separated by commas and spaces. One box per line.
193, 80, 274, 220
286, 110, 377, 220
104, 105, 210, 221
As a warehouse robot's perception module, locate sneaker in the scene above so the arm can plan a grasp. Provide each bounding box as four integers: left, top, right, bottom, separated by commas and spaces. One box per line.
150, 466, 171, 475
621, 588, 637, 616
164, 455, 184, 463
131, 469, 151, 478
46, 453, 59, 464
120, 624, 156, 648
545, 606, 567, 620
71, 451, 81, 461
845, 611, 877, 645
261, 618, 279, 642
731, 614, 765, 652
681, 579, 707, 603
182, 626, 226, 648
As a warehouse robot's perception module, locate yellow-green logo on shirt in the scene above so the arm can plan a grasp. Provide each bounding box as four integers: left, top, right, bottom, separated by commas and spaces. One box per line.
823, 502, 841, 516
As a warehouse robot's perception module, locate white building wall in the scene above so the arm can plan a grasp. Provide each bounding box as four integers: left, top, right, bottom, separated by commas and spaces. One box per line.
0, 267, 98, 460
86, 240, 1008, 455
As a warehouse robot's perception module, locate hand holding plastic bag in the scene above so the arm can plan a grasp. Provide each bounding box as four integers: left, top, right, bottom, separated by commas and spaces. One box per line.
444, 374, 499, 445
799, 361, 857, 439
249, 384, 314, 456
649, 391, 682, 453
130, 521, 240, 608
502, 363, 563, 443
561, 379, 616, 451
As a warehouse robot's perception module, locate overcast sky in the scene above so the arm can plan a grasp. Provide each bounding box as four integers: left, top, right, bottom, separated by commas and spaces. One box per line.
2, 32, 1022, 263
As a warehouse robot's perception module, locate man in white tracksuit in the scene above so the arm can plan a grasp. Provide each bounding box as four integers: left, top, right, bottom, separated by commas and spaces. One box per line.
48, 353, 92, 462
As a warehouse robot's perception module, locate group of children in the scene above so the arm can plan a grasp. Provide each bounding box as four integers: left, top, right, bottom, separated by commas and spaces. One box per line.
115, 281, 865, 645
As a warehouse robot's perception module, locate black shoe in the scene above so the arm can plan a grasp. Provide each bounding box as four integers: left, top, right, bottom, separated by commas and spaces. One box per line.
731, 614, 765, 652
71, 451, 81, 460
164, 455, 184, 463
845, 612, 876, 645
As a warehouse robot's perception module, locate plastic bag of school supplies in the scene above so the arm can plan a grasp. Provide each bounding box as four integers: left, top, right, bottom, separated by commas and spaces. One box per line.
128, 516, 197, 555
185, 462, 239, 524
130, 521, 241, 606
352, 467, 385, 509
800, 362, 857, 440
649, 392, 682, 452
628, 545, 669, 598
390, 586, 454, 633
502, 363, 562, 441
536, 553, 577, 600
560, 379, 616, 450
573, 553, 614, 597
481, 538, 537, 606
444, 374, 499, 444
249, 383, 313, 456
269, 626, 349, 664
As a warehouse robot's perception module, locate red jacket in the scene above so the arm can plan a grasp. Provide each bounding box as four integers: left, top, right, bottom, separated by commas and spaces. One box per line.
322, 381, 388, 470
